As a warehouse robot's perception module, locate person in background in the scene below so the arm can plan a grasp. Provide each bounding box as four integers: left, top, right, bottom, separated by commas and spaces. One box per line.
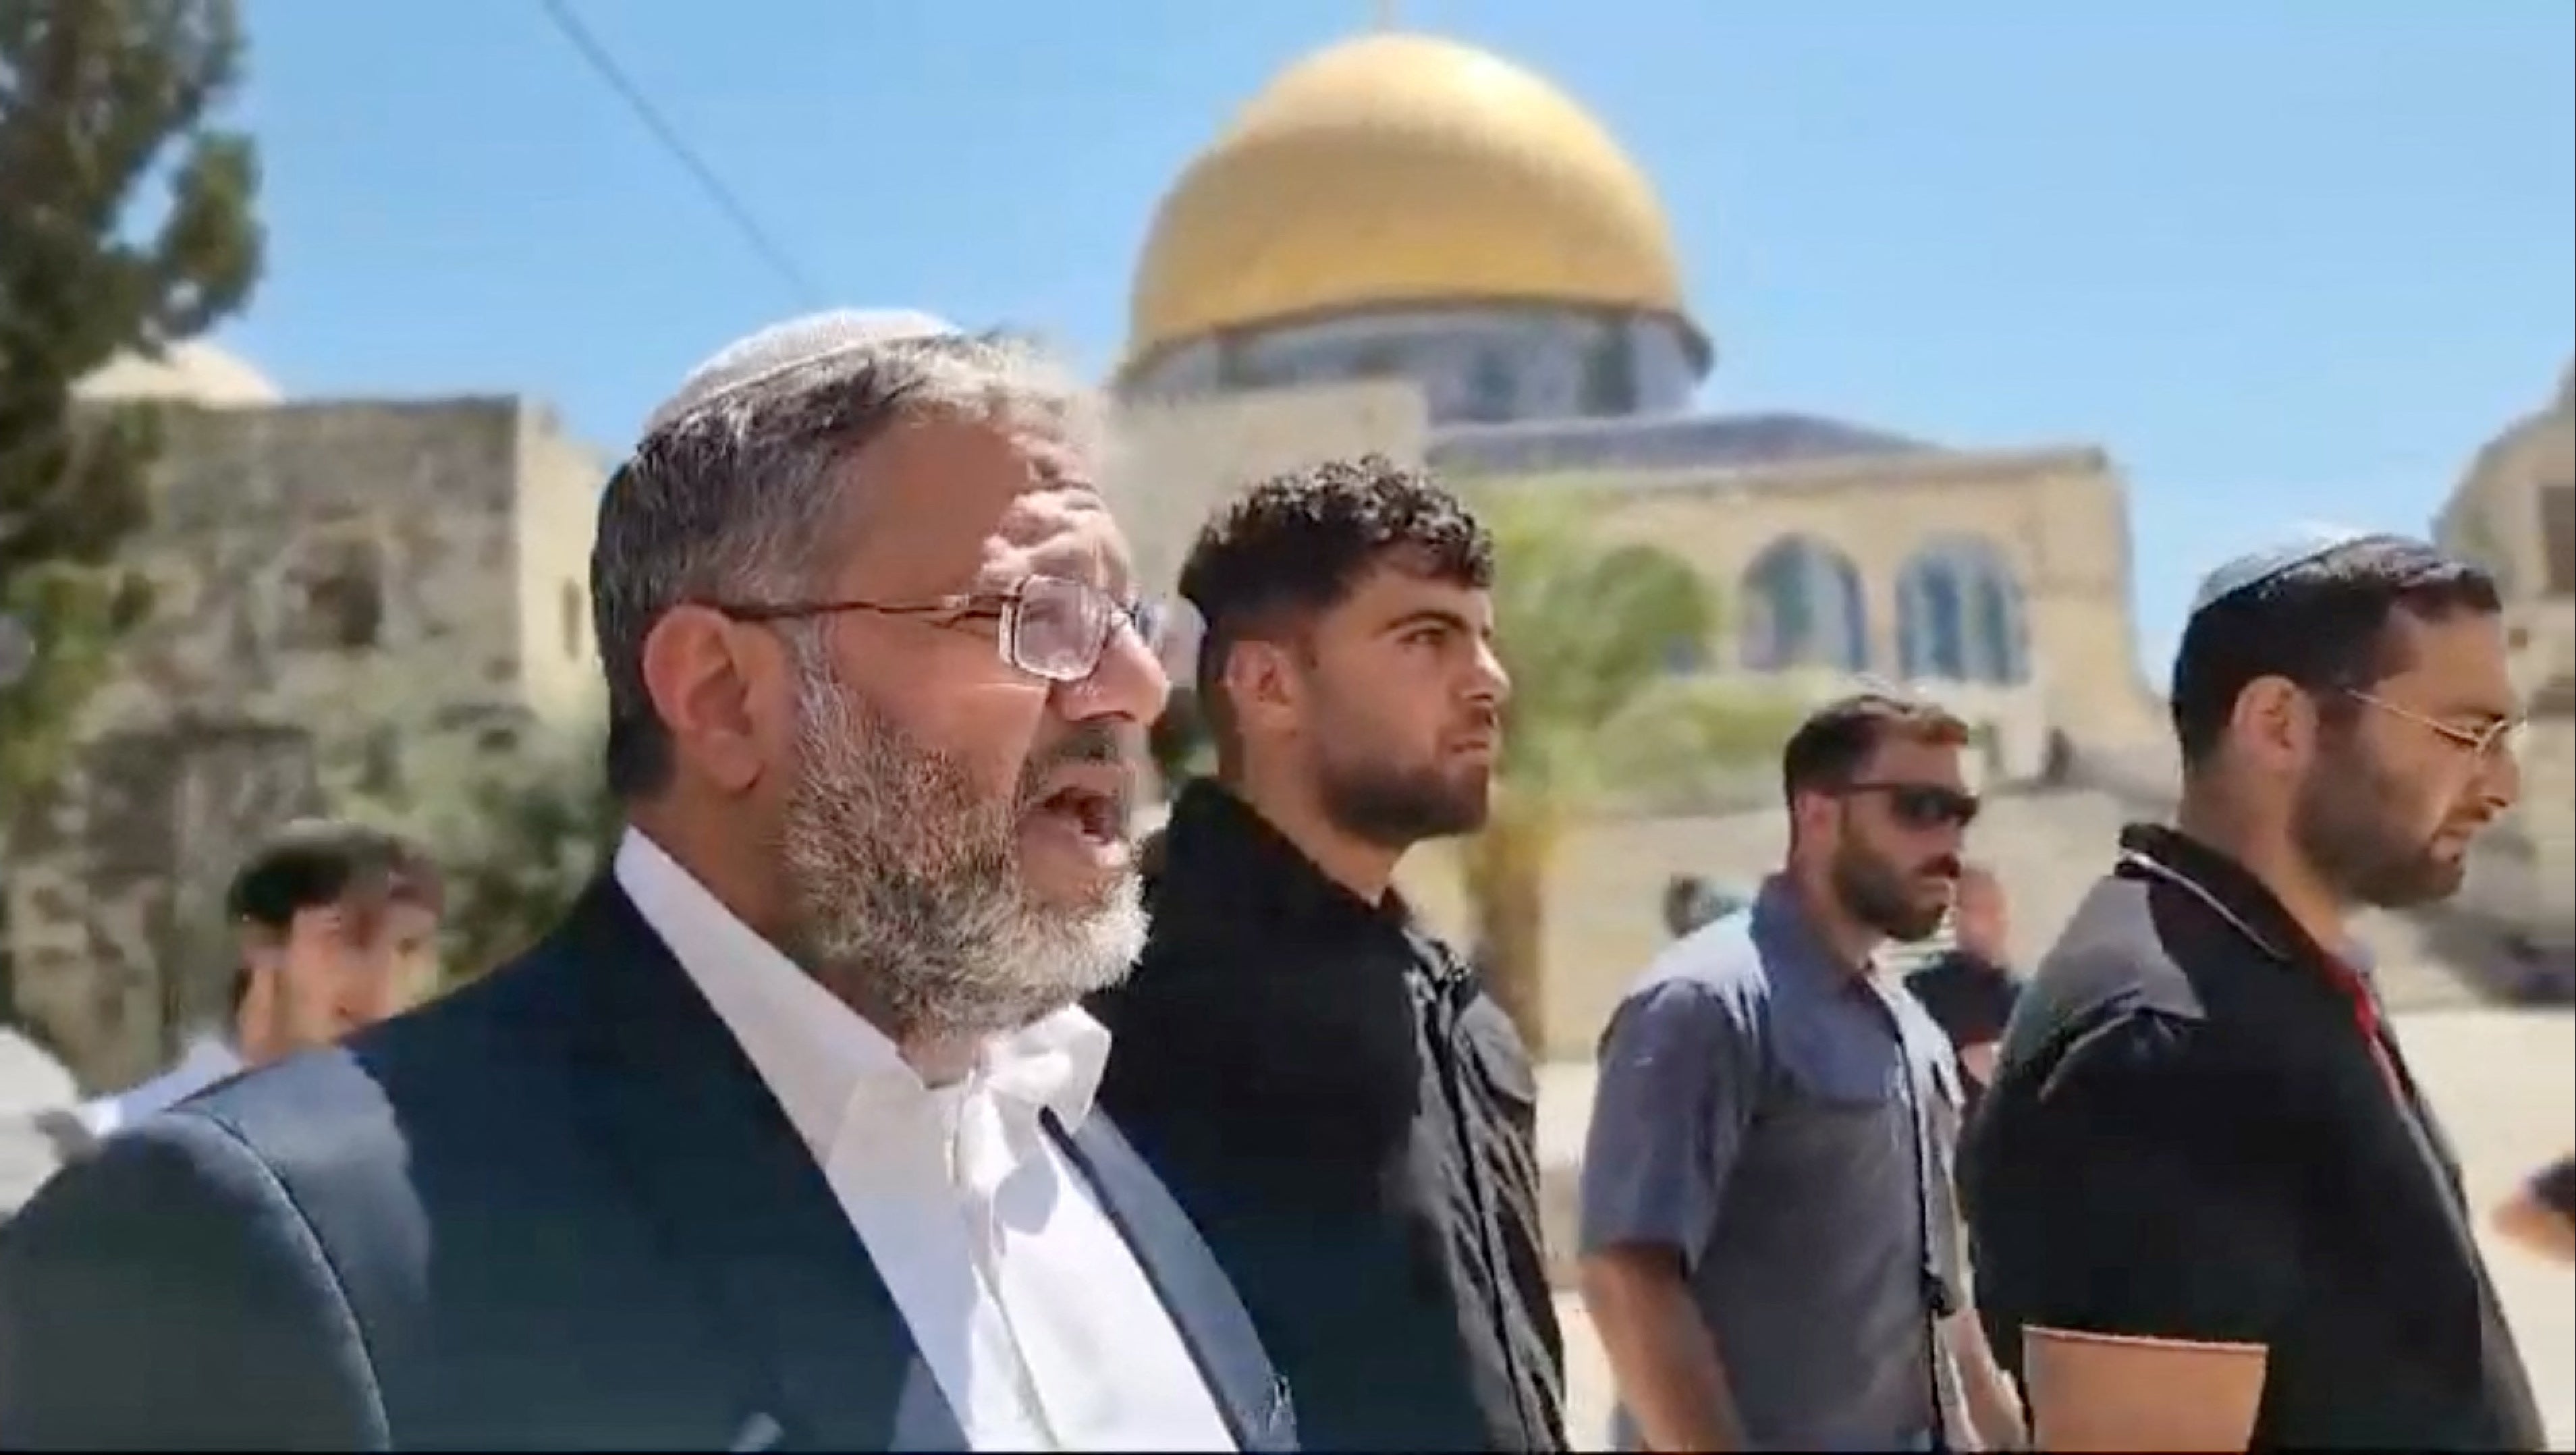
70, 817, 442, 1143
1580, 692, 2025, 1452
1900, 864, 2020, 1114
1659, 873, 1741, 941
2492, 1151, 2576, 1265
1091, 458, 1564, 1452
1964, 530, 2545, 1451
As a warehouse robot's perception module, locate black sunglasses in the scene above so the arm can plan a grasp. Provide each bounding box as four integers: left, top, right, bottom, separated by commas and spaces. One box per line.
1838, 781, 1981, 830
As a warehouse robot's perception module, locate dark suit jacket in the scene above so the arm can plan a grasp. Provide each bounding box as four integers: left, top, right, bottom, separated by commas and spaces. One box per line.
0, 879, 1297, 1452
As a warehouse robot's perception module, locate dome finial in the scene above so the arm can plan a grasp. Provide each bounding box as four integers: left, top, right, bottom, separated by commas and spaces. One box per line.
1372, 0, 1399, 30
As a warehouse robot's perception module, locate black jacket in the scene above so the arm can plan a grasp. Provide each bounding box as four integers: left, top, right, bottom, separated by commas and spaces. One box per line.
1091, 782, 1566, 1452
0, 879, 1297, 1452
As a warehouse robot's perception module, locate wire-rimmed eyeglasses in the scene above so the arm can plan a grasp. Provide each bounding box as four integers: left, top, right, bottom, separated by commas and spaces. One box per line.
701, 574, 1166, 684
2345, 688, 2527, 761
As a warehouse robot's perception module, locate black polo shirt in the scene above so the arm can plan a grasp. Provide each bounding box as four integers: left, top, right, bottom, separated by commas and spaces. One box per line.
1961, 825, 2546, 1450
1088, 781, 1565, 1452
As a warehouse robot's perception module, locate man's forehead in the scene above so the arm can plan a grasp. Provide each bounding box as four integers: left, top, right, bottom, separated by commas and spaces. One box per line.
1865, 734, 1965, 779
2380, 609, 2518, 711
844, 420, 1116, 583
1344, 559, 1491, 619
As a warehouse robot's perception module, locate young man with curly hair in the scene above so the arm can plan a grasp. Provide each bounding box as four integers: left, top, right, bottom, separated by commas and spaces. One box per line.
1091, 456, 1564, 1452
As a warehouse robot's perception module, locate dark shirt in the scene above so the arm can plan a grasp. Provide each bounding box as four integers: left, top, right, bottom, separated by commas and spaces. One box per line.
1964, 824, 2546, 1451
1904, 949, 2021, 1117
1089, 781, 1566, 1452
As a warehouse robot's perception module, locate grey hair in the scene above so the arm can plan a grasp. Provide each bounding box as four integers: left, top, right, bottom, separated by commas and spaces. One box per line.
593, 323, 1102, 797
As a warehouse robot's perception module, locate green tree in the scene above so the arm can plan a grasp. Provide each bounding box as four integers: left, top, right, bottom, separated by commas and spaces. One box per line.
0, 0, 263, 809
1458, 489, 1804, 1050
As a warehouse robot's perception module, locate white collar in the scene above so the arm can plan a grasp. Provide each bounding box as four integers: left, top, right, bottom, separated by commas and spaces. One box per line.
611, 829, 1110, 1160
74, 1035, 244, 1138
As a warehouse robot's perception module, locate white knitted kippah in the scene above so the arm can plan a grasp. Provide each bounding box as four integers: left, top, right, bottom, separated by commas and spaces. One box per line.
641, 308, 962, 439
2187, 522, 2394, 617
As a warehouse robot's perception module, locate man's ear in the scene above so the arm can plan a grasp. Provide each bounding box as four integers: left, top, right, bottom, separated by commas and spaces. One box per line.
639, 605, 782, 793
1220, 635, 1303, 738
2227, 675, 2314, 774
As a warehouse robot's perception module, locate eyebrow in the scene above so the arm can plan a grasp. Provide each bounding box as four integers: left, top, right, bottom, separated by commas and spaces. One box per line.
1376, 607, 1483, 638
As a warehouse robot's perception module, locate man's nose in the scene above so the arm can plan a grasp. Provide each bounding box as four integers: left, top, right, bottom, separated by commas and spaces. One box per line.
1058, 619, 1170, 725
1471, 640, 1511, 707
2481, 742, 2522, 814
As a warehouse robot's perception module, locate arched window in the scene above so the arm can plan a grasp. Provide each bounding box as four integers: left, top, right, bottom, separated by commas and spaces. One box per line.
1896, 536, 2029, 684
1737, 535, 1869, 671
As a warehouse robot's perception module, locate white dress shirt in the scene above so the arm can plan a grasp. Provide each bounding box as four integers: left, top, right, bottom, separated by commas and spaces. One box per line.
614, 831, 1235, 1452
74, 1035, 244, 1140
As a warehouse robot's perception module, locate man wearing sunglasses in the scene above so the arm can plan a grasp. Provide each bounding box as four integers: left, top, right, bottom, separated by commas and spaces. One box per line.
0, 312, 1295, 1451
1964, 530, 2545, 1452
1580, 693, 2025, 1452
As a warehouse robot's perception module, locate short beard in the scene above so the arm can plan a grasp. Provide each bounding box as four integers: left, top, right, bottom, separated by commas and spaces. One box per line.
1315, 750, 1491, 849
2291, 736, 2461, 910
772, 644, 1146, 1045
1831, 842, 1949, 943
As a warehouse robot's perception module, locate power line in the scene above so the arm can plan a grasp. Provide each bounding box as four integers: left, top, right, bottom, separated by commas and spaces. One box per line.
535, 0, 825, 306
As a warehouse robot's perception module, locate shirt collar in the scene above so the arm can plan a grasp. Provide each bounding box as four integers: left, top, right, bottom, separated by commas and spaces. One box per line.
2114, 822, 2369, 970
611, 829, 1109, 1160
1751, 875, 1876, 995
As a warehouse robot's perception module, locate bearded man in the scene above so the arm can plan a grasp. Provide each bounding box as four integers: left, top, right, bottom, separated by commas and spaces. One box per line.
1963, 530, 2545, 1452
1089, 459, 1564, 1453
0, 312, 1296, 1453
1579, 692, 2027, 1453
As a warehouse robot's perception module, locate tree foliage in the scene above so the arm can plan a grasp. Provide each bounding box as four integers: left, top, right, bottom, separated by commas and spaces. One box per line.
0, 0, 263, 809
341, 720, 624, 988
1458, 489, 1805, 1048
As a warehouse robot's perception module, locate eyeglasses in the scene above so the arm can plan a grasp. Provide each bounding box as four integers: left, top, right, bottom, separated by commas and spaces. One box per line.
703, 574, 1166, 684
1838, 781, 1982, 830
2344, 688, 2527, 761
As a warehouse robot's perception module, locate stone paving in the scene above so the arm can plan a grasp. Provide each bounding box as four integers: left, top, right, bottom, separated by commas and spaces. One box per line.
1543, 1006, 2576, 1450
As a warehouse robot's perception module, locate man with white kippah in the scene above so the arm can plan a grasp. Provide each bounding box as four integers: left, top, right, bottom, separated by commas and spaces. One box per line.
0, 310, 1298, 1452
1964, 529, 2546, 1451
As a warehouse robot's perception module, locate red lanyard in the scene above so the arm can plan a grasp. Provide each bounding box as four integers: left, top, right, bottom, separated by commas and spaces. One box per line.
2318, 954, 2404, 1101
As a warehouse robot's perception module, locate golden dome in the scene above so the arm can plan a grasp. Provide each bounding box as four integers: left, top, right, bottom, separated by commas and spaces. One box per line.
1125, 32, 1702, 375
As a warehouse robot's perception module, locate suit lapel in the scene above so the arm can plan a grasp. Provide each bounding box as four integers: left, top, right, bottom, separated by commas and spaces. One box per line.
557, 879, 954, 1452
1052, 1111, 1298, 1452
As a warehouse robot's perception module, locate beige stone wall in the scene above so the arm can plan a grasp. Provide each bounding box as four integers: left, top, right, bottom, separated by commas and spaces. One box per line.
512, 404, 609, 725
7, 396, 593, 1088
1116, 383, 2162, 756
1109, 379, 1430, 596
2439, 366, 2575, 949
1549, 447, 2164, 748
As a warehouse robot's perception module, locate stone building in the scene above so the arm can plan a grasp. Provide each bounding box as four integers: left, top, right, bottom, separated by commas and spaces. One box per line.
2438, 362, 2575, 970
5, 345, 603, 1090
1107, 30, 2168, 787
1103, 28, 2174, 1047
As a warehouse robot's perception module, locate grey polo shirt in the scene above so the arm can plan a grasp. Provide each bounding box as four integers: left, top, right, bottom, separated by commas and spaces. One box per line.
1580, 878, 1967, 1452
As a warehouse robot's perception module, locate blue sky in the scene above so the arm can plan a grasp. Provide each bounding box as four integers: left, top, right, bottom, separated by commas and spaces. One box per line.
222, 0, 2573, 669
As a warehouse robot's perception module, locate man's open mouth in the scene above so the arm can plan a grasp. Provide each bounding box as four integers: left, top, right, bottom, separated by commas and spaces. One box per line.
1035, 784, 1124, 842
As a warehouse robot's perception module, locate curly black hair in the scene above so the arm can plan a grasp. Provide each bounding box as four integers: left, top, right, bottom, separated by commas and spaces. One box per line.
1176, 455, 1493, 763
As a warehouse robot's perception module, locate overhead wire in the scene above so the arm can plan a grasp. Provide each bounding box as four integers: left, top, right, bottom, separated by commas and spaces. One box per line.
535, 0, 825, 306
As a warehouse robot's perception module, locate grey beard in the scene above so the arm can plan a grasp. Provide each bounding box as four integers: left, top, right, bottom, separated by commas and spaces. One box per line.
773, 648, 1146, 1044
